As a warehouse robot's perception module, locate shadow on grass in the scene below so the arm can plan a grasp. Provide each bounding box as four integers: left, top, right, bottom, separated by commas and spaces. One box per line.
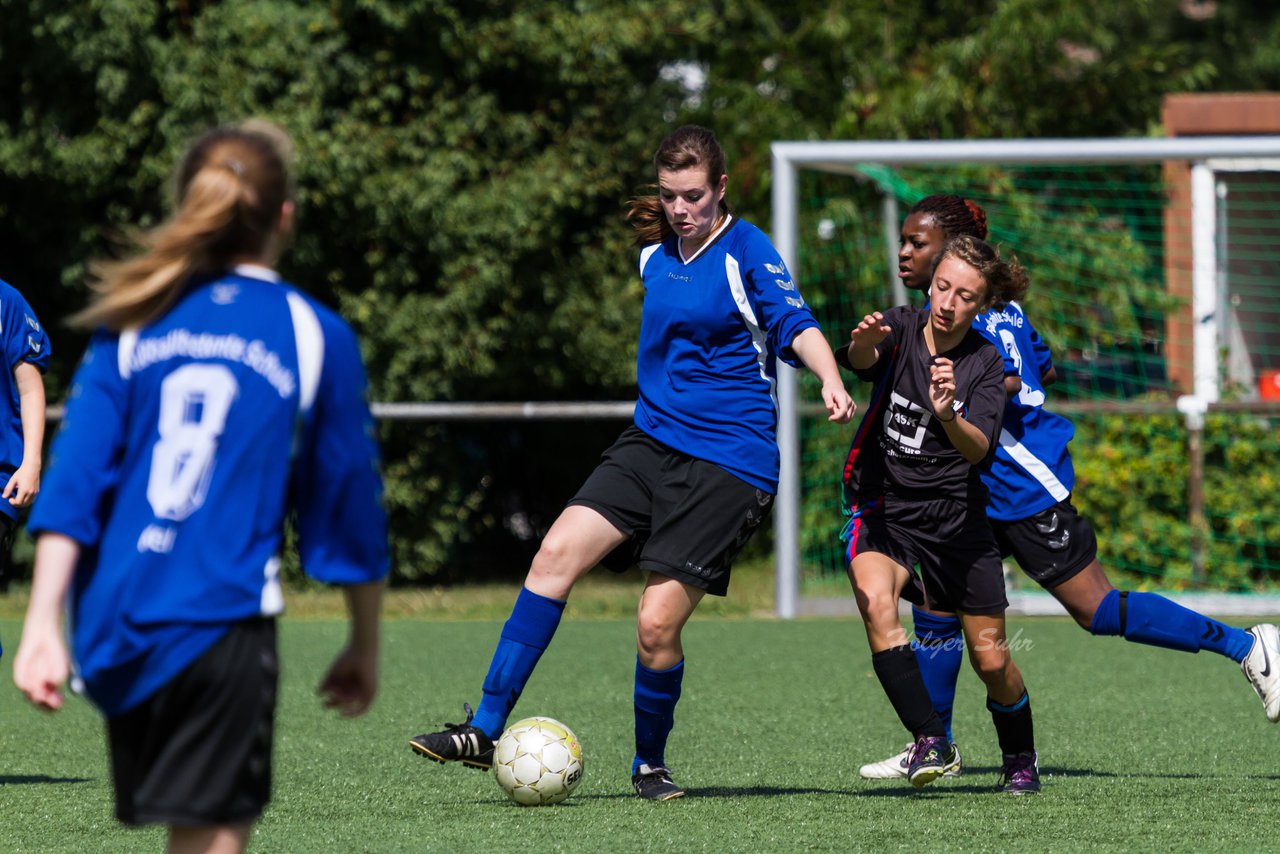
955, 766, 1280, 780
0, 775, 93, 785
851, 765, 1117, 796
575, 785, 847, 801
490, 761, 1280, 804
949, 765, 1118, 777
571, 768, 1125, 801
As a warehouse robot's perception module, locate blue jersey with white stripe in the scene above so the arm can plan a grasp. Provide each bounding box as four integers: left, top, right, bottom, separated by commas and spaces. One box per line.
29, 267, 388, 715
0, 280, 50, 521
634, 216, 818, 492
972, 303, 1076, 521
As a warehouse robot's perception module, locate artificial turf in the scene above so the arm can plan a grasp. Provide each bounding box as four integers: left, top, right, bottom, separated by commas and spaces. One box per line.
2, 614, 1278, 852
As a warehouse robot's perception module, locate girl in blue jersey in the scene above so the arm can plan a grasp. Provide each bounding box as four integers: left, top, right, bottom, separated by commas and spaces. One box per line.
410, 125, 855, 800
13, 121, 388, 854
0, 277, 50, 600
858, 194, 1280, 785
839, 235, 1042, 793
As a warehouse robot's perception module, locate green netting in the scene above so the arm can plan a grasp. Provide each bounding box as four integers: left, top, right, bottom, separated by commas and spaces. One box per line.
796, 164, 1280, 594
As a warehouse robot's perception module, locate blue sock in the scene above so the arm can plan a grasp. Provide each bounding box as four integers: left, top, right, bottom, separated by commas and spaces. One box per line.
1089, 589, 1253, 662
632, 658, 684, 774
471, 587, 566, 738
911, 606, 963, 743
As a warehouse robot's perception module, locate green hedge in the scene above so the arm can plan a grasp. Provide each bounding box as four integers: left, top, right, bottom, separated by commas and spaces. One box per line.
800, 410, 1280, 592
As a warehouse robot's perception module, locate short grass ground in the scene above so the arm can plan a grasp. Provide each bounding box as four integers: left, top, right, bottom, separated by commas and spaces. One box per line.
1, 573, 1279, 852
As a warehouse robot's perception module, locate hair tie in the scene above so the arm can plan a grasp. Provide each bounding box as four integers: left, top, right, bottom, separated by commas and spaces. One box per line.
223, 158, 244, 177
964, 199, 988, 239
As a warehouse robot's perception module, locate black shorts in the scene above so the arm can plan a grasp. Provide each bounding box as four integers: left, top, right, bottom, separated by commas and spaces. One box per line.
991, 498, 1098, 589
107, 618, 279, 827
568, 426, 774, 597
844, 495, 1008, 615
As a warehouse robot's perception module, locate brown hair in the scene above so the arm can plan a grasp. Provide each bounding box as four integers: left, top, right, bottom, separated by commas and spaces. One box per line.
625, 125, 730, 247
909, 194, 988, 240
72, 119, 294, 331
934, 235, 1029, 311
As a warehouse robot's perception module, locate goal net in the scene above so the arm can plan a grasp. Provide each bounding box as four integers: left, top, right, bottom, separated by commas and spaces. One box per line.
771, 138, 1280, 615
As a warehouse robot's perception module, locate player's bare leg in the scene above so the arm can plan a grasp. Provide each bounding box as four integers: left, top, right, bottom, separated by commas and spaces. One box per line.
962, 612, 1039, 794
525, 505, 629, 600
411, 505, 627, 767
166, 823, 250, 854
851, 555, 954, 786
631, 574, 704, 800
1046, 560, 1113, 628
848, 553, 913, 653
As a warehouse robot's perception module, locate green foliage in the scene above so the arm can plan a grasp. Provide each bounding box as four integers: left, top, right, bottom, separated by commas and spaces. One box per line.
5, 1, 1280, 581
803, 407, 1280, 593
1039, 411, 1280, 591
1, 0, 692, 580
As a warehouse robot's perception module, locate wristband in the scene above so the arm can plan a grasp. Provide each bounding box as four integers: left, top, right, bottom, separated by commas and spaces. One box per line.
938, 410, 956, 423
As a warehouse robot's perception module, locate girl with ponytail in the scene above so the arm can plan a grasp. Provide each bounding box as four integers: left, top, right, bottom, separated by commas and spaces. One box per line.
410, 124, 855, 801
15, 121, 388, 853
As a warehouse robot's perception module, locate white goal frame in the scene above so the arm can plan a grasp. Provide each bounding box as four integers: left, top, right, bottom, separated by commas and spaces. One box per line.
770, 136, 1280, 618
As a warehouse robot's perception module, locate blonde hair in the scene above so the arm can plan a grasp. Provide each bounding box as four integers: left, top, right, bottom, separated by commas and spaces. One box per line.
72, 120, 294, 331
625, 125, 730, 247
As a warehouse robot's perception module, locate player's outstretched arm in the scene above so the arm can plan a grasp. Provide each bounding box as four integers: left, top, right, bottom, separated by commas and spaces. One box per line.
13, 533, 79, 711
317, 580, 384, 718
789, 327, 856, 424
846, 313, 892, 370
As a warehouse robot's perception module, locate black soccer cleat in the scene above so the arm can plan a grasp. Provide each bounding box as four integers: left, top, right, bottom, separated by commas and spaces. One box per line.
906, 735, 956, 788
632, 764, 685, 801
997, 751, 1041, 795
409, 703, 495, 770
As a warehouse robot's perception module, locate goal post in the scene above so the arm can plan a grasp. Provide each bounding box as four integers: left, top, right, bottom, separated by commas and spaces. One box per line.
771, 136, 1280, 618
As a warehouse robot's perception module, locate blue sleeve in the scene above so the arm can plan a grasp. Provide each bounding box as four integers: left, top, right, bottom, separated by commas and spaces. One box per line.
973, 317, 1019, 377
1027, 321, 1054, 379
289, 314, 389, 585
2, 285, 50, 373
741, 230, 819, 367
28, 334, 126, 545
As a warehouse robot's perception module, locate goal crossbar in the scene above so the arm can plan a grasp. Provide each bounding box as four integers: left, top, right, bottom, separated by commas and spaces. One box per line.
770, 135, 1280, 619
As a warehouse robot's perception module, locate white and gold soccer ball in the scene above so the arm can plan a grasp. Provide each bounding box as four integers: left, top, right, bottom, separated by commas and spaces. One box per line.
493, 716, 584, 806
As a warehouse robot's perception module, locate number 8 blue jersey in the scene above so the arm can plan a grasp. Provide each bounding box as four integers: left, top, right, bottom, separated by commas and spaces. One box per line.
30, 266, 389, 715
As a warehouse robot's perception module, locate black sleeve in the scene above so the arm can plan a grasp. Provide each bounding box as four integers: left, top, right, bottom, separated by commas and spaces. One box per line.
846, 305, 911, 383
961, 344, 1007, 465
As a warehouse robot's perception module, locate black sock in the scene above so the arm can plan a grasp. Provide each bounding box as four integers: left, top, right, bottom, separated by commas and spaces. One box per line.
987, 691, 1035, 755
872, 645, 947, 739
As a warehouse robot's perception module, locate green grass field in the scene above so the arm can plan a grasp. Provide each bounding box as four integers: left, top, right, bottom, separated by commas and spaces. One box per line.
3, 607, 1280, 852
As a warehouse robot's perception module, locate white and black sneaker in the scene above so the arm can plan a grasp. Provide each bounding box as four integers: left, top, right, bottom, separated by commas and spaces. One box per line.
1243, 624, 1280, 723
409, 703, 495, 769
858, 741, 964, 780
632, 764, 685, 801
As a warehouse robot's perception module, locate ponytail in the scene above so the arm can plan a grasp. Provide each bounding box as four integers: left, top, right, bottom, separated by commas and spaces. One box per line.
72, 120, 293, 331
624, 191, 671, 247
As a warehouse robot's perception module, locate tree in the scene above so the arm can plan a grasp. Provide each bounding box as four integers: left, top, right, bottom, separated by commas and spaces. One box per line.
3, 0, 1280, 581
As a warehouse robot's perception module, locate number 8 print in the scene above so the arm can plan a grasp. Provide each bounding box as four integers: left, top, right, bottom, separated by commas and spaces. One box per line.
147, 364, 239, 521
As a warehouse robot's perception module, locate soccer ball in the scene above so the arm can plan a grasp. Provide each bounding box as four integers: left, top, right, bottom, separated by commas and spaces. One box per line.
493, 716, 584, 806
